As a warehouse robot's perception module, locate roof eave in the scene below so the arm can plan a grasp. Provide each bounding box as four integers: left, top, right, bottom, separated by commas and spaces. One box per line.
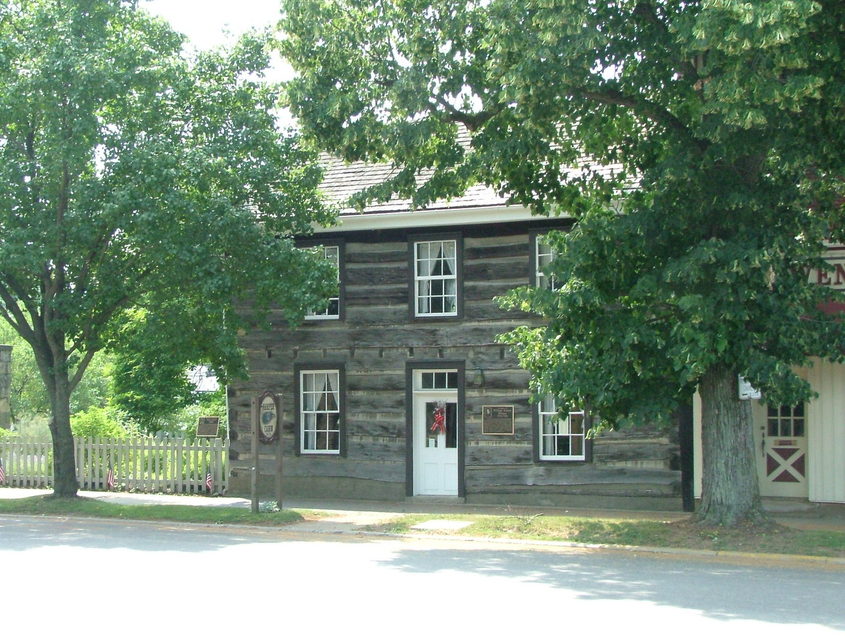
313, 204, 564, 233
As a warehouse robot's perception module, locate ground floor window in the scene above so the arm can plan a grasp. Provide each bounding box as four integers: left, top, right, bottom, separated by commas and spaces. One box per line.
299, 369, 341, 454
534, 234, 561, 290
538, 396, 586, 461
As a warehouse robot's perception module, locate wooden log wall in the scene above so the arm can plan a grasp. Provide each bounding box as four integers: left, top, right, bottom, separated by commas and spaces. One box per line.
228, 221, 681, 503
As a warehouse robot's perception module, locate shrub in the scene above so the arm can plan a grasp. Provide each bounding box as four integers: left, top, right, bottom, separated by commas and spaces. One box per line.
71, 407, 128, 439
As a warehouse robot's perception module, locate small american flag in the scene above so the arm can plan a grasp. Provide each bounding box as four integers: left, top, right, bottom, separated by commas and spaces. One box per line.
205, 471, 214, 493
0, 457, 5, 485
106, 464, 115, 491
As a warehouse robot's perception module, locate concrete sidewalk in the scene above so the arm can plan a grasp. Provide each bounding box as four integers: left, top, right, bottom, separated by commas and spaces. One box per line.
2, 486, 844, 534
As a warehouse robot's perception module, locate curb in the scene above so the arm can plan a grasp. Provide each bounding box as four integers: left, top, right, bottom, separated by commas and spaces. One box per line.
3, 502, 844, 569
281, 522, 845, 569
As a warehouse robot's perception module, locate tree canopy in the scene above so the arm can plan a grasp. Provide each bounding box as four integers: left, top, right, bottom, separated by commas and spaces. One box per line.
280, 0, 845, 524
0, 0, 337, 495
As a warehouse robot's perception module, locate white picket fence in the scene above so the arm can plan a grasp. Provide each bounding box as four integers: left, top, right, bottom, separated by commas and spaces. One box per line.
0, 437, 228, 494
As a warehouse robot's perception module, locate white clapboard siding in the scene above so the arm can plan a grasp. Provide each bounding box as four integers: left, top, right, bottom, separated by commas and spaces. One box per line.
694, 358, 845, 504
807, 358, 845, 504
0, 437, 228, 494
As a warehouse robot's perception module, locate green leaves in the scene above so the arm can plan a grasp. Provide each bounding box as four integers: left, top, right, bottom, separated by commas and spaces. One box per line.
280, 0, 845, 430
0, 0, 334, 426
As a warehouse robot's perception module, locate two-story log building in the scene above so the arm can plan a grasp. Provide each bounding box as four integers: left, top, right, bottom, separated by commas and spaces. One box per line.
226, 155, 682, 509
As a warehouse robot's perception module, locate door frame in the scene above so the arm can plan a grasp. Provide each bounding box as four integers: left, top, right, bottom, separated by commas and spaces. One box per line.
405, 360, 466, 498
412, 390, 458, 496
752, 399, 809, 498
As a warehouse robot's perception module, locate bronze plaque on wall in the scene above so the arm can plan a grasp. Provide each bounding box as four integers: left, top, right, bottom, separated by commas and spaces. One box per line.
482, 405, 514, 435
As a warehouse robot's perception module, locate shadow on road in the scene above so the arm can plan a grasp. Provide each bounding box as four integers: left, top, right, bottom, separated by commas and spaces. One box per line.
0, 515, 288, 553
3, 514, 843, 632
376, 545, 845, 630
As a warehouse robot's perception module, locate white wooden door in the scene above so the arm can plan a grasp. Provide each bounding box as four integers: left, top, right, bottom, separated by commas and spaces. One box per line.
754, 401, 809, 498
413, 391, 458, 496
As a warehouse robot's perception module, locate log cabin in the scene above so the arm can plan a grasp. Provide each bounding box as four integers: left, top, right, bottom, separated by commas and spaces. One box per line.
225, 155, 683, 509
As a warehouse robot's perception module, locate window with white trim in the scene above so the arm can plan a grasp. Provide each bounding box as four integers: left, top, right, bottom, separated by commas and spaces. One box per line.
767, 403, 805, 437
535, 235, 560, 290
306, 245, 340, 319
299, 369, 341, 454
538, 396, 586, 461
414, 239, 458, 317
420, 371, 459, 390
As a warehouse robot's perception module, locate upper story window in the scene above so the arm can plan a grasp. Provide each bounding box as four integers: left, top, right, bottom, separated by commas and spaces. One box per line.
538, 396, 586, 461
305, 242, 343, 320
535, 234, 560, 291
413, 238, 459, 317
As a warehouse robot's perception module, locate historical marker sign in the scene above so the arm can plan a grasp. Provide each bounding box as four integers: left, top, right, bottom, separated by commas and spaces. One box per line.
196, 416, 220, 437
259, 391, 280, 444
482, 405, 515, 435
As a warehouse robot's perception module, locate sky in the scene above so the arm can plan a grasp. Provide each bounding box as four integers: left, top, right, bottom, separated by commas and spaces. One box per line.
140, 0, 292, 88
140, 0, 283, 51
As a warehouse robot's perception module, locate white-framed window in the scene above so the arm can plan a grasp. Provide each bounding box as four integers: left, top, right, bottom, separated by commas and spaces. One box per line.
535, 235, 560, 290
767, 403, 806, 437
306, 245, 340, 320
414, 239, 458, 317
419, 371, 459, 390
299, 369, 341, 454
538, 396, 586, 461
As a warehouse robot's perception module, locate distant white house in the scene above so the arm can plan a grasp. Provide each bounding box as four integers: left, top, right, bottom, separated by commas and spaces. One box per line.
187, 366, 219, 393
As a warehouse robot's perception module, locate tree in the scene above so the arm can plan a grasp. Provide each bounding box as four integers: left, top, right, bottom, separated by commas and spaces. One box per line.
280, 0, 845, 524
0, 321, 48, 422
108, 305, 233, 434
0, 320, 113, 424
0, 0, 336, 496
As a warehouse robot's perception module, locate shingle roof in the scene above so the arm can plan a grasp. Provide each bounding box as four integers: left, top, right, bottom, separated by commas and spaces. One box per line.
318, 153, 510, 215
318, 125, 626, 218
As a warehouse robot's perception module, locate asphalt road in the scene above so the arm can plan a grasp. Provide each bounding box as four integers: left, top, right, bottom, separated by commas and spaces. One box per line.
1, 515, 843, 634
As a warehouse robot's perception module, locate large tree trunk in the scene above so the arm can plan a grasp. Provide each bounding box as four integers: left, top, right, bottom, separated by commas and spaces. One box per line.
697, 364, 766, 526
0, 344, 11, 430
45, 363, 79, 497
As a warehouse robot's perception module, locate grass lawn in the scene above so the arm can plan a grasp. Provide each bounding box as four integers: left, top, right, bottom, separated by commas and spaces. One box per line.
364, 513, 845, 558
0, 494, 302, 525
3, 494, 843, 558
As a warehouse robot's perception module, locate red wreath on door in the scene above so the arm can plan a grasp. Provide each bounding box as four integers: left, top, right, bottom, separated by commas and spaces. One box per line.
430, 403, 447, 434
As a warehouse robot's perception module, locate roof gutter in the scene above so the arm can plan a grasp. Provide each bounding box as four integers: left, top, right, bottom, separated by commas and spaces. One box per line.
313, 204, 549, 233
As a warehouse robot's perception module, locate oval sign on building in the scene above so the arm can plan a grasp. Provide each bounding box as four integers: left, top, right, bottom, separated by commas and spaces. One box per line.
259, 391, 280, 444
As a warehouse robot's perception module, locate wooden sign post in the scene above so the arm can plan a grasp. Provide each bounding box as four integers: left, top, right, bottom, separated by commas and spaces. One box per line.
250, 395, 259, 514
259, 391, 283, 511
276, 425, 284, 510
252, 391, 282, 512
